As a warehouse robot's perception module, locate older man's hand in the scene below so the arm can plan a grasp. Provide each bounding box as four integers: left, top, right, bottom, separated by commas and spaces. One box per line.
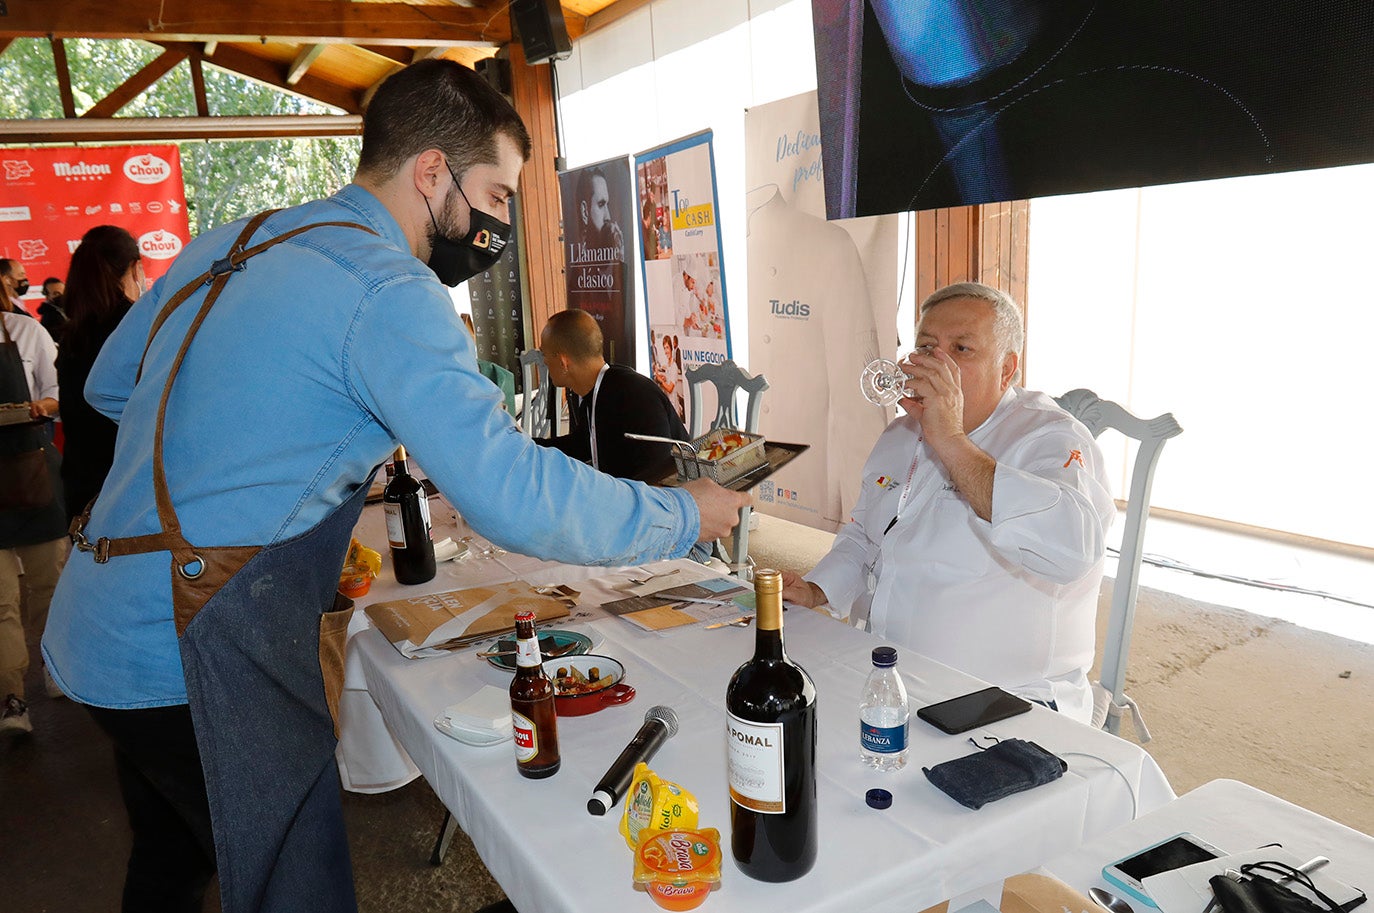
683, 479, 752, 543
780, 569, 826, 608
900, 347, 964, 443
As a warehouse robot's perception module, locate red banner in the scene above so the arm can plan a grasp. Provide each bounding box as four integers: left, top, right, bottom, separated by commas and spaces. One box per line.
1, 144, 190, 317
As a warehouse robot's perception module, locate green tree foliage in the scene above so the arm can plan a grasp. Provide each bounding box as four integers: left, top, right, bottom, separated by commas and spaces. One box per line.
0, 38, 361, 235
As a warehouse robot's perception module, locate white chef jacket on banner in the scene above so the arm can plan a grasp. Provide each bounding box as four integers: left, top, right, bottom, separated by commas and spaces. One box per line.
747, 189, 887, 526
807, 386, 1115, 722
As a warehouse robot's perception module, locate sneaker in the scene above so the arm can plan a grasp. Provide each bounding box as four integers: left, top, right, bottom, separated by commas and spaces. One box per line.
43, 665, 65, 700
0, 693, 32, 736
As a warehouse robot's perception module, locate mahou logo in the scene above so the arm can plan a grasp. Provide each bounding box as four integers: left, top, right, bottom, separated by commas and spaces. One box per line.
123, 153, 172, 185
138, 229, 183, 260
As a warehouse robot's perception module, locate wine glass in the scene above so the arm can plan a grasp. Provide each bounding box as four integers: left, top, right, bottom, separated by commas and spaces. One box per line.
859, 346, 932, 407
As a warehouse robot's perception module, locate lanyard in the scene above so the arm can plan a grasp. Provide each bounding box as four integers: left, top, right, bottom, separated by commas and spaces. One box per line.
588, 363, 609, 470
884, 437, 924, 537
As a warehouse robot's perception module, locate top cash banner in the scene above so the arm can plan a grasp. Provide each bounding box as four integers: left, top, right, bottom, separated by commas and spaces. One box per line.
634, 131, 731, 433
559, 156, 637, 369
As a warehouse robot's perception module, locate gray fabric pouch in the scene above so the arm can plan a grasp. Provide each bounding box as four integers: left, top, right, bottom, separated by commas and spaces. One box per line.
922, 738, 1066, 810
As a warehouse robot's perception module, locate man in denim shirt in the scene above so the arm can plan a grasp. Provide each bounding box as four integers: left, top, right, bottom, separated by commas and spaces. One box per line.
43, 60, 748, 913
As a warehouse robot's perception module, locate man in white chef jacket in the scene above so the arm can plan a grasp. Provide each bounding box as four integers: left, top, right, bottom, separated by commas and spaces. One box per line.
782, 282, 1114, 723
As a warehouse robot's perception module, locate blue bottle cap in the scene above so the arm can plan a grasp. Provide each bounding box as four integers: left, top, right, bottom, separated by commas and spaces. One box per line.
871, 646, 897, 667
865, 788, 893, 810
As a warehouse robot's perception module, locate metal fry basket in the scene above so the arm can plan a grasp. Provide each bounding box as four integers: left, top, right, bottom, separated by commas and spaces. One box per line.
672, 428, 767, 484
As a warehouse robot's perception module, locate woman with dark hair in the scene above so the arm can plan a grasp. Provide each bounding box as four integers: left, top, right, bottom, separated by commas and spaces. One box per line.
55, 225, 144, 523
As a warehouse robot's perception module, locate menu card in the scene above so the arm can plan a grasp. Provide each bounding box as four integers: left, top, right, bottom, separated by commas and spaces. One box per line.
602, 577, 754, 632
366, 581, 578, 659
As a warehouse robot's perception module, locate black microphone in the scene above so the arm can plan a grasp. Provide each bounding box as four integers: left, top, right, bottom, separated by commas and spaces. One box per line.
587, 705, 679, 815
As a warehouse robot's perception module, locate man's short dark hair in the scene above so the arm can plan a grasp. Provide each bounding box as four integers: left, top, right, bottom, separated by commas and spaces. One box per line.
542, 309, 603, 362
357, 59, 533, 181
42, 277, 62, 291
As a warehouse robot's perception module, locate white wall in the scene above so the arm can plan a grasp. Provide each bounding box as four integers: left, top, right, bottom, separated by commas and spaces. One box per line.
553, 0, 821, 370
1028, 165, 1374, 548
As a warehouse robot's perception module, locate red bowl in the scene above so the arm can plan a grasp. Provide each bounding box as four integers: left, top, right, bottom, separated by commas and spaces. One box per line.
542, 654, 635, 716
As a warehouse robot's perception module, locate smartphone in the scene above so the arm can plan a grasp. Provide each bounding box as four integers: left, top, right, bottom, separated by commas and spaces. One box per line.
1102, 833, 1225, 908
916, 686, 1032, 734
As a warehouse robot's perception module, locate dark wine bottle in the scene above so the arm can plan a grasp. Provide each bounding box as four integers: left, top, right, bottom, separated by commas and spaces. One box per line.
725, 568, 818, 881
383, 445, 436, 585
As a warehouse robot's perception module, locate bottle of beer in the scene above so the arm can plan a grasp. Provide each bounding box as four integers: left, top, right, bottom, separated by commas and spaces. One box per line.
510, 611, 560, 779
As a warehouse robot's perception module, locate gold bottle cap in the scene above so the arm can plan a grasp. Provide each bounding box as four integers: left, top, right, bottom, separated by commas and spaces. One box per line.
394, 445, 408, 462
753, 568, 782, 595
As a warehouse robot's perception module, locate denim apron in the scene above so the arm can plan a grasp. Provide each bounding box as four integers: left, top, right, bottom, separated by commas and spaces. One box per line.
69, 211, 379, 913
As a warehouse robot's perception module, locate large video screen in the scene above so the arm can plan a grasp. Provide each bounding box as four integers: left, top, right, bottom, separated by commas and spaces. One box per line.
813, 0, 1374, 218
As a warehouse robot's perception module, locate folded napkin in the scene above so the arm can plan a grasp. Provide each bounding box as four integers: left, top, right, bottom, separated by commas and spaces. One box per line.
442, 685, 512, 731
923, 738, 1065, 810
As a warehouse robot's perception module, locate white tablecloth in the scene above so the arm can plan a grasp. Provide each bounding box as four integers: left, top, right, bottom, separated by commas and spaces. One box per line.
1042, 778, 1374, 897
336, 498, 637, 792
353, 575, 1176, 913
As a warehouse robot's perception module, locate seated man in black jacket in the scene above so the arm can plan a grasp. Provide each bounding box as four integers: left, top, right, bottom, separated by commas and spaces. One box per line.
536, 308, 690, 483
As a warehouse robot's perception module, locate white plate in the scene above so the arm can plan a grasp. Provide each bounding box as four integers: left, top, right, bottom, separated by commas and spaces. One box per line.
433, 714, 512, 747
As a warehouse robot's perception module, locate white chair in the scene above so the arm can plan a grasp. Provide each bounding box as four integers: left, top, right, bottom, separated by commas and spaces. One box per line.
518, 349, 561, 439
1055, 388, 1182, 739
684, 360, 769, 577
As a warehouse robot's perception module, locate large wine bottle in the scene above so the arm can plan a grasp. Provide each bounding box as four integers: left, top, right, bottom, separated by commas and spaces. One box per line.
725, 569, 818, 881
383, 446, 436, 585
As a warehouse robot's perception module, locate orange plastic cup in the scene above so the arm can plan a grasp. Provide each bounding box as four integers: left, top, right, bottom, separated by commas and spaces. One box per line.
633, 826, 721, 911
338, 564, 373, 598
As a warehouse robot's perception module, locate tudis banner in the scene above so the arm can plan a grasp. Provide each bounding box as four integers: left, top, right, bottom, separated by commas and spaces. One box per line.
0, 145, 191, 316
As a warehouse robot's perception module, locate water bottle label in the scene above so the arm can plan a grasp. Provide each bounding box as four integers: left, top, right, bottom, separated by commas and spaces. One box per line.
726, 712, 785, 814
860, 720, 908, 754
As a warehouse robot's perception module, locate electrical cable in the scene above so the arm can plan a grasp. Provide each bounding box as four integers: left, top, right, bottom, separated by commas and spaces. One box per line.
549, 62, 567, 167
1060, 750, 1138, 820
1110, 546, 1374, 610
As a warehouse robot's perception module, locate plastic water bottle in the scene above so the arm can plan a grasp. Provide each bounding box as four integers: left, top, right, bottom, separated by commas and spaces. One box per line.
859, 646, 909, 770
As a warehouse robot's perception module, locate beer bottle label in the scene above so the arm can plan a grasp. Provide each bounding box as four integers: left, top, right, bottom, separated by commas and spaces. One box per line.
512, 709, 538, 762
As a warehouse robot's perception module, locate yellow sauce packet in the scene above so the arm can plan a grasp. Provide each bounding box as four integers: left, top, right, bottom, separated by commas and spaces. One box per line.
619, 762, 699, 850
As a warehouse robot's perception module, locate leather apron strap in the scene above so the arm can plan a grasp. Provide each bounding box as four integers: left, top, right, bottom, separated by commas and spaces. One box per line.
67, 210, 377, 635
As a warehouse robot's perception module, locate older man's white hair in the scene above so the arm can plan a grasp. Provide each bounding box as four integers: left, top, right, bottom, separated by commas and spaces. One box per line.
918, 281, 1024, 382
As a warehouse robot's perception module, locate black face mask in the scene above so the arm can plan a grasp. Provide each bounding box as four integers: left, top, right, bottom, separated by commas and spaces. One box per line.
425, 171, 511, 287
13, 279, 29, 297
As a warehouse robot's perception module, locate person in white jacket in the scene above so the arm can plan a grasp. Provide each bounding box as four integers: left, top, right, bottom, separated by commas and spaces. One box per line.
782, 282, 1114, 722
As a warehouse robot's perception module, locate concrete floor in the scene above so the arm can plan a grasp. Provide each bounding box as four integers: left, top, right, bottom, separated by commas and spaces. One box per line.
3, 513, 1372, 911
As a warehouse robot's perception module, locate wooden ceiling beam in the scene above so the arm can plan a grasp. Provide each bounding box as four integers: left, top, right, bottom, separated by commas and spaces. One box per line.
189, 49, 210, 117
286, 43, 327, 86
187, 42, 366, 114
0, 0, 509, 47
82, 44, 190, 118
0, 115, 363, 144
49, 38, 78, 118
360, 45, 415, 66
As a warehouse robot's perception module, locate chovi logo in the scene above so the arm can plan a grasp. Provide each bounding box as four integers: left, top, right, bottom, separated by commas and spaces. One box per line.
123, 153, 172, 184
138, 229, 183, 260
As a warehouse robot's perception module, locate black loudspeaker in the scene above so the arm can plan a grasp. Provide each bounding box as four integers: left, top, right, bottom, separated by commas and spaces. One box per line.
510, 0, 572, 65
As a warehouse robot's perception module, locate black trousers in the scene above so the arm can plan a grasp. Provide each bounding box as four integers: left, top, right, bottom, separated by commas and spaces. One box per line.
87, 703, 217, 913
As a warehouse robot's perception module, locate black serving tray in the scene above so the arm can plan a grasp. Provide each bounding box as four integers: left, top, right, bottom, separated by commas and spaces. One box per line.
653, 440, 809, 492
